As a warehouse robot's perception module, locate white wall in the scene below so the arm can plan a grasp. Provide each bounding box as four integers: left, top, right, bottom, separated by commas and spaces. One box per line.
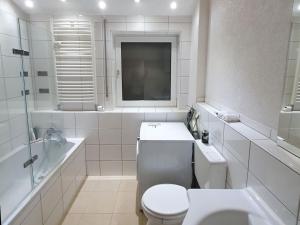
189, 0, 209, 105
29, 15, 193, 110
205, 0, 293, 130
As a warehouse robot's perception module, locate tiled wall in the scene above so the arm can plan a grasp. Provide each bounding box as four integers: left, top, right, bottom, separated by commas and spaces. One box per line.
9, 142, 86, 225
278, 111, 300, 148
28, 17, 56, 110
28, 15, 192, 110
31, 108, 187, 176
284, 21, 300, 107
0, 0, 34, 159
196, 103, 300, 225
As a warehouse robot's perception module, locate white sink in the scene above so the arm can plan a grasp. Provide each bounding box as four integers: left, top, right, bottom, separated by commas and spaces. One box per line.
198, 209, 271, 225
183, 189, 281, 225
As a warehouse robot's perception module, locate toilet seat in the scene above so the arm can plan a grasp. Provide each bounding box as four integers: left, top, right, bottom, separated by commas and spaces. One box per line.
142, 184, 189, 217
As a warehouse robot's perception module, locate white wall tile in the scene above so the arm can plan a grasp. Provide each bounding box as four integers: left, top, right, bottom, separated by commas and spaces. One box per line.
5, 77, 22, 99
166, 112, 187, 122
0, 101, 8, 122
180, 76, 189, 93
44, 200, 64, 225
247, 172, 297, 225
86, 161, 100, 176
223, 146, 248, 189
179, 42, 191, 59
126, 22, 145, 32
122, 126, 139, 145
224, 125, 250, 167
0, 35, 19, 56
31, 40, 51, 59
178, 59, 191, 76
2, 56, 21, 77
99, 113, 122, 129
52, 112, 75, 129
0, 121, 11, 145
94, 22, 104, 41
144, 112, 167, 122
100, 161, 122, 176
62, 180, 76, 213
99, 129, 122, 144
249, 143, 300, 215
122, 145, 136, 160
75, 112, 98, 129
100, 145, 122, 160
76, 129, 99, 144
86, 145, 100, 161
169, 23, 191, 41
145, 16, 168, 23
122, 161, 136, 176
41, 176, 62, 223
21, 202, 43, 225
122, 113, 145, 129
0, 11, 18, 37
178, 93, 188, 109
145, 23, 168, 32
126, 15, 144, 23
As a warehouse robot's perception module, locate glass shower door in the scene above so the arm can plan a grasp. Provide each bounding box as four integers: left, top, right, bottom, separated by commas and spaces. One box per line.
0, 18, 34, 223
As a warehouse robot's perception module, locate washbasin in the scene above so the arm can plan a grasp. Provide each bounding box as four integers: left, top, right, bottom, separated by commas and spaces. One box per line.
183, 189, 278, 225
198, 209, 270, 225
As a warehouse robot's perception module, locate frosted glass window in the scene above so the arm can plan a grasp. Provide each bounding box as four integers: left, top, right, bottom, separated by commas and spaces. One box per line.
121, 42, 171, 101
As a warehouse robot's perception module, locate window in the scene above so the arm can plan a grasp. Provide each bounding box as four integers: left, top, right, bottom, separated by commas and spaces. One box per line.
116, 36, 177, 107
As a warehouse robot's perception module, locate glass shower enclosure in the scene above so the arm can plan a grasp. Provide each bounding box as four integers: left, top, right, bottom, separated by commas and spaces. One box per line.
0, 18, 37, 223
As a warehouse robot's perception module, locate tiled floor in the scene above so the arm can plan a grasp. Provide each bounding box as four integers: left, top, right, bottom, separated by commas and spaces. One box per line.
61, 176, 147, 225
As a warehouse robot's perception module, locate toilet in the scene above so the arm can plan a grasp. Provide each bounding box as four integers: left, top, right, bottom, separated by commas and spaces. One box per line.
141, 140, 227, 225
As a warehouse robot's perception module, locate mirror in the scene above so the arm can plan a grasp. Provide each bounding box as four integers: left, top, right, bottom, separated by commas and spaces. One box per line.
278, 0, 300, 157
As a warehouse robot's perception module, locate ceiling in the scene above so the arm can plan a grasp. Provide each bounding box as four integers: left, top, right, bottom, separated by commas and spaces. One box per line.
12, 0, 197, 16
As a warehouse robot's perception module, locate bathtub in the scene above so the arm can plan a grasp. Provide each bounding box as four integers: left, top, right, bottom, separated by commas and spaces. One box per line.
0, 138, 86, 225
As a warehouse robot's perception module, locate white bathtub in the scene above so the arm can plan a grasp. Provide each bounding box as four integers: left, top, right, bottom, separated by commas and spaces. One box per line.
0, 138, 85, 225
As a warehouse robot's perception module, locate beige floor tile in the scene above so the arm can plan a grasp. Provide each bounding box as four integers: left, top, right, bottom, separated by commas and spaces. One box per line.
82, 180, 121, 192
85, 192, 118, 213
110, 213, 147, 225
69, 192, 90, 213
118, 180, 138, 192
78, 214, 112, 225
61, 214, 81, 225
114, 192, 137, 213
61, 214, 112, 225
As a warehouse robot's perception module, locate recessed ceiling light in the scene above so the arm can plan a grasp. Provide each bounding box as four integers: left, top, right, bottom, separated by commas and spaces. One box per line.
297, 4, 300, 11
60, 0, 66, 2
78, 14, 83, 17
170, 1, 177, 10
134, 0, 140, 3
98, 1, 106, 10
25, 0, 34, 8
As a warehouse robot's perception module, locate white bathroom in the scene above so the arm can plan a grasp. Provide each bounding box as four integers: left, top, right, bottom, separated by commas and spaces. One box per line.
0, 0, 299, 224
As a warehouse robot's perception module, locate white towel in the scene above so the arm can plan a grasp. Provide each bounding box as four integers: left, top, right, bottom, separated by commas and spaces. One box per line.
216, 112, 240, 123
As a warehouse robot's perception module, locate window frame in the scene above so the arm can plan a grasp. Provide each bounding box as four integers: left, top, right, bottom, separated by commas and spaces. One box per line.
115, 35, 177, 107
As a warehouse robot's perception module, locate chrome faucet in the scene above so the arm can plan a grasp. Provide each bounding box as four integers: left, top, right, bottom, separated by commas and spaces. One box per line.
43, 127, 67, 146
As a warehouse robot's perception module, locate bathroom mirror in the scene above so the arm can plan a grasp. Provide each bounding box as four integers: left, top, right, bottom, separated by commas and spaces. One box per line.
278, 0, 300, 157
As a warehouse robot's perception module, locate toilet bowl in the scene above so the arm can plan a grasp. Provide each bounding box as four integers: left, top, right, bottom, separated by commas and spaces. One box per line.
142, 184, 189, 225
141, 140, 227, 225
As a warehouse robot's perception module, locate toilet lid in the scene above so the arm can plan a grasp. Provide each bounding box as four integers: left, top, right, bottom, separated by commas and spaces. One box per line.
142, 184, 189, 216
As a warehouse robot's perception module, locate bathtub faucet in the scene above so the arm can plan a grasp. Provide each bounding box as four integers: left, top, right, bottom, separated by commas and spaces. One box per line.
43, 128, 67, 146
